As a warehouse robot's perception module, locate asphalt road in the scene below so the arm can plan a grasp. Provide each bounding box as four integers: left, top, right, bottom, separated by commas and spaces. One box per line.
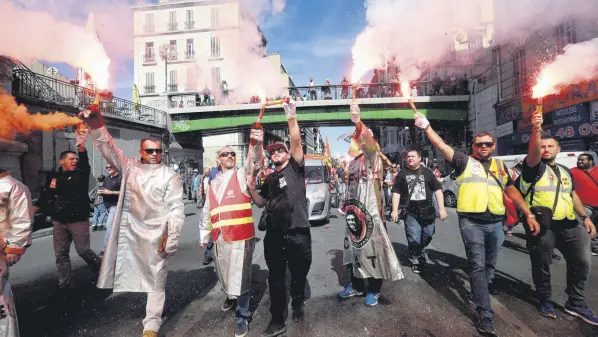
10, 200, 598, 337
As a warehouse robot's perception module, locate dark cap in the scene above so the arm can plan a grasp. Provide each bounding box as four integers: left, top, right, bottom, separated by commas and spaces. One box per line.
266, 142, 289, 153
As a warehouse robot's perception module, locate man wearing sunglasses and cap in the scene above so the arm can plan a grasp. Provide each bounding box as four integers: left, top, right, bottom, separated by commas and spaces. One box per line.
247, 99, 311, 337
198, 132, 263, 337
414, 112, 540, 336
78, 100, 185, 337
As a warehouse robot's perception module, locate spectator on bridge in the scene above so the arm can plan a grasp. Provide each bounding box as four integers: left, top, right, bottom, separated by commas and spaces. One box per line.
369, 70, 380, 98
202, 85, 211, 105
322, 79, 332, 100
460, 74, 469, 95
433, 73, 442, 96
341, 77, 349, 99
308, 77, 317, 100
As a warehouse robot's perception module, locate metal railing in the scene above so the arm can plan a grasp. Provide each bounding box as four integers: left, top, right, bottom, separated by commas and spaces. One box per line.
144, 54, 156, 63
167, 22, 178, 31
184, 21, 195, 29
168, 84, 179, 92
184, 51, 195, 60
12, 68, 167, 128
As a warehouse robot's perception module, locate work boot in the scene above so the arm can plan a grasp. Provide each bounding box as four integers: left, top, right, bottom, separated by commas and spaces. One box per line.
142, 331, 157, 337
261, 319, 286, 337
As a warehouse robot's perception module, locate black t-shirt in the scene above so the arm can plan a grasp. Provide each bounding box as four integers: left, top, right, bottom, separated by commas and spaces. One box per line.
392, 166, 442, 217
521, 160, 577, 226
259, 157, 310, 231
102, 173, 122, 208
451, 151, 513, 223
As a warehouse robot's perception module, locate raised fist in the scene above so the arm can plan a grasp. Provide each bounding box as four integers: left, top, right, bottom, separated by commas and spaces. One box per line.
282, 99, 297, 120
250, 128, 264, 146
414, 111, 430, 130
350, 102, 360, 124
78, 103, 105, 130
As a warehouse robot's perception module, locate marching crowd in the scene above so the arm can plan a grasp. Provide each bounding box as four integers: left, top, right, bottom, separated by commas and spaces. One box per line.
0, 96, 597, 337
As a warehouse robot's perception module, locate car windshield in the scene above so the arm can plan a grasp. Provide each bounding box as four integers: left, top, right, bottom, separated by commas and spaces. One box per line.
305, 166, 325, 184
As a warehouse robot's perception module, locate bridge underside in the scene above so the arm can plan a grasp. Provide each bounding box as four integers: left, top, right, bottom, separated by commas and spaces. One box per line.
171, 99, 468, 136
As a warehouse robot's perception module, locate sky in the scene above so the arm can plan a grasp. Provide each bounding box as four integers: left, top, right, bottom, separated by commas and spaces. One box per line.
43, 0, 366, 156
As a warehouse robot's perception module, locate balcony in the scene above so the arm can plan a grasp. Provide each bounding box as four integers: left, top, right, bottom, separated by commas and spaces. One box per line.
167, 22, 178, 31
143, 25, 155, 33
184, 21, 195, 29
168, 84, 179, 92
184, 51, 195, 60
144, 54, 156, 63
168, 53, 178, 61
144, 85, 156, 94
11, 68, 167, 129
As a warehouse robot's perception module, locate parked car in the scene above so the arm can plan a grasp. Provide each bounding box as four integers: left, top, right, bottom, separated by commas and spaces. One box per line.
304, 159, 332, 224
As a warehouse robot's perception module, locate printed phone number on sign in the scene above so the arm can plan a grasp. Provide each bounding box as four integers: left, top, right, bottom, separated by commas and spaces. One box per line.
517, 121, 598, 144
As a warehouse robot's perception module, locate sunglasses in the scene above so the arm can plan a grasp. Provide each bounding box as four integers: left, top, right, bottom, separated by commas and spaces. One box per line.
269, 148, 286, 155
106, 166, 112, 169
219, 151, 236, 158
143, 148, 163, 155
473, 142, 495, 148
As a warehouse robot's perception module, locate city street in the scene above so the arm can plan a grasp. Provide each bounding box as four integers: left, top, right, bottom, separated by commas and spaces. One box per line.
11, 201, 598, 337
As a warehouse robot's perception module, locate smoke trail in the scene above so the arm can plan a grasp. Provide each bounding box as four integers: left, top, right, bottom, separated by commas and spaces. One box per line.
351, 0, 598, 83
0, 2, 111, 88
0, 91, 82, 140
533, 38, 598, 97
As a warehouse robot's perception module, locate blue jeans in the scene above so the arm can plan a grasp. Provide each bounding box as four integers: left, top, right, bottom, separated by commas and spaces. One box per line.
404, 214, 436, 265
92, 204, 107, 226
458, 217, 504, 320
103, 206, 117, 249
204, 237, 214, 258
235, 291, 252, 324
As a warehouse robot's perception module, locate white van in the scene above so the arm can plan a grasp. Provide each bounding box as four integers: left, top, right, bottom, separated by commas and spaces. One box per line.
441, 151, 597, 207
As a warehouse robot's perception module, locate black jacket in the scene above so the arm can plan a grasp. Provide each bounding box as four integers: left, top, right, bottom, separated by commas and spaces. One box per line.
35, 149, 92, 223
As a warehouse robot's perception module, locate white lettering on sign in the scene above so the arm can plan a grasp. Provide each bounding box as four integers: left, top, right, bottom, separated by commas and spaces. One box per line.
554, 106, 578, 117
554, 114, 583, 125
591, 100, 598, 121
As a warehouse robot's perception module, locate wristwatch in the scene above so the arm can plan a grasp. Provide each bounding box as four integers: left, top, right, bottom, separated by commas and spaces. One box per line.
581, 215, 589, 221
527, 214, 536, 219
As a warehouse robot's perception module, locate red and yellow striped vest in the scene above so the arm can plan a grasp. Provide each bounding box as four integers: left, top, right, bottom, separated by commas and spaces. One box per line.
208, 172, 255, 242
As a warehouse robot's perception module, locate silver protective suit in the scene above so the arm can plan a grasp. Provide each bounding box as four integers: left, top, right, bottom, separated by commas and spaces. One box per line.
90, 127, 185, 292
0, 174, 33, 337
342, 127, 403, 281
198, 144, 262, 297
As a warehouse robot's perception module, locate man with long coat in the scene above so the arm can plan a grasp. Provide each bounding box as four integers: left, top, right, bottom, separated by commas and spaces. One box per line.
79, 99, 185, 337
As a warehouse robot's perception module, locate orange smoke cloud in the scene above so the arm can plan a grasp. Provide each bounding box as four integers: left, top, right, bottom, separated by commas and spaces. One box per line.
0, 91, 82, 140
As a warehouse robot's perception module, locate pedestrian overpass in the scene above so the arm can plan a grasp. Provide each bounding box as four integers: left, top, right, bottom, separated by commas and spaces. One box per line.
170, 95, 470, 136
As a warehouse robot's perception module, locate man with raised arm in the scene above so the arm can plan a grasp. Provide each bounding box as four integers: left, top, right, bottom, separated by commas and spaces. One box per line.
336, 102, 403, 307
414, 110, 540, 336
198, 128, 264, 337
0, 168, 33, 337
78, 99, 185, 337
519, 111, 597, 325
247, 100, 311, 337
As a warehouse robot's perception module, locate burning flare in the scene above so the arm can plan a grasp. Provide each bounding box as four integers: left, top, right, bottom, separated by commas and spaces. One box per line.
0, 91, 82, 140
532, 73, 555, 99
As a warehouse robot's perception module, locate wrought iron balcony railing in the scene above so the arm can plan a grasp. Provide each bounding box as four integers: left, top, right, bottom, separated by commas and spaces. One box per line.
12, 68, 167, 128
184, 51, 195, 60
167, 22, 178, 31
184, 21, 195, 29
168, 84, 178, 92
144, 85, 156, 94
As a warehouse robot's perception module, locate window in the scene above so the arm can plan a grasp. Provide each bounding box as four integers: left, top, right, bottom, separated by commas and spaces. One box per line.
211, 7, 220, 27
144, 72, 155, 93
169, 70, 178, 92
186, 39, 194, 59
144, 42, 154, 62
169, 40, 177, 60
211, 67, 221, 90
468, 33, 483, 50
556, 19, 576, 52
168, 11, 177, 31
211, 36, 220, 58
512, 48, 526, 96
144, 14, 155, 32
185, 9, 194, 29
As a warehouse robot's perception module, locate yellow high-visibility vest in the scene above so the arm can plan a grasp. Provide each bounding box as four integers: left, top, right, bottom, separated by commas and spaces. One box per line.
519, 164, 575, 220
455, 157, 508, 215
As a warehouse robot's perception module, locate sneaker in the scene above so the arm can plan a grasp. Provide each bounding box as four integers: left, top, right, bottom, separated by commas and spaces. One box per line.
538, 300, 557, 319
412, 264, 421, 274
364, 293, 380, 307
591, 251, 598, 256
222, 297, 236, 311
99, 251, 105, 258
552, 252, 561, 261
337, 284, 363, 299
292, 305, 305, 321
142, 331, 158, 337
91, 225, 98, 232
477, 317, 497, 336
235, 320, 249, 337
203, 256, 213, 265
564, 302, 598, 326
261, 320, 286, 337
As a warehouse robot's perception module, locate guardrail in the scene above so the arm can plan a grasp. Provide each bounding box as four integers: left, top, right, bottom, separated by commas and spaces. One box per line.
12, 69, 168, 128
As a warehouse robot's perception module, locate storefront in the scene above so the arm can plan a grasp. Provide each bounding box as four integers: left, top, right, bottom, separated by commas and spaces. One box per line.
496, 80, 598, 155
